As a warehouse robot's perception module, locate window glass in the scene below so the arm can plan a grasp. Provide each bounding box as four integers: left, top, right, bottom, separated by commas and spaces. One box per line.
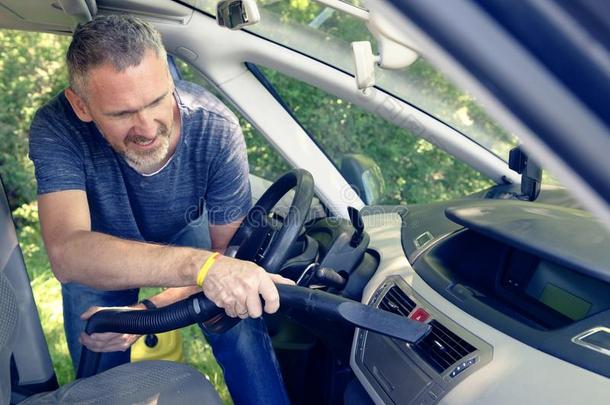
193, 0, 519, 159
257, 66, 495, 204
175, 60, 291, 181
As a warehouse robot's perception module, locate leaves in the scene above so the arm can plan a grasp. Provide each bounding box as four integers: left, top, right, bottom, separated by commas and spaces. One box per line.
0, 30, 70, 209
258, 67, 495, 204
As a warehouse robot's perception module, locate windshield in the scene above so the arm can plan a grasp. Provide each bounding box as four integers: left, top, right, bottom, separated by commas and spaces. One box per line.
192, 0, 519, 159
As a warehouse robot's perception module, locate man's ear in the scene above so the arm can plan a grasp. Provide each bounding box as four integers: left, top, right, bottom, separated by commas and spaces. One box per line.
64, 88, 94, 122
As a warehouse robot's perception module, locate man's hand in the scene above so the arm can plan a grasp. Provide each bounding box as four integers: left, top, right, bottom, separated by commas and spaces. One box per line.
78, 304, 145, 352
202, 256, 295, 319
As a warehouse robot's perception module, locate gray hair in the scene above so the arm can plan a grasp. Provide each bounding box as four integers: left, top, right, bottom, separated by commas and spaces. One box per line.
67, 14, 168, 96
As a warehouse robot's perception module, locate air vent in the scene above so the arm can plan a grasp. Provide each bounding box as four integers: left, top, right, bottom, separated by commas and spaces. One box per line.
376, 284, 477, 375
413, 320, 476, 374
378, 286, 416, 317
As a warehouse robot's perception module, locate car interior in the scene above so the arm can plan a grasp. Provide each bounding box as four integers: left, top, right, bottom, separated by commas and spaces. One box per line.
1, 0, 610, 404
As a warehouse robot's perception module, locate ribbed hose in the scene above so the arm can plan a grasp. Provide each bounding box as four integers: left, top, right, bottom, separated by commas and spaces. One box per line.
77, 292, 222, 379
83, 297, 201, 335
76, 285, 430, 379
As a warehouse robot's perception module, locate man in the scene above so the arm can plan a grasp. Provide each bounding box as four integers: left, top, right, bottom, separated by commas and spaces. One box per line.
29, 15, 291, 404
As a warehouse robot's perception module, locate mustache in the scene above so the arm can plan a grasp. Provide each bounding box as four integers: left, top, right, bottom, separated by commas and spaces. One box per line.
124, 123, 170, 146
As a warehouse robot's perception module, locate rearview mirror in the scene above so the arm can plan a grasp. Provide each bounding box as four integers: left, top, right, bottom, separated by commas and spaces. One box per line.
216, 0, 260, 30
340, 154, 385, 205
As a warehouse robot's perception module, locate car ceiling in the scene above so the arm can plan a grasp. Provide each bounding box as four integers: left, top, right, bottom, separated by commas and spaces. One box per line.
0, 0, 94, 32
0, 0, 196, 33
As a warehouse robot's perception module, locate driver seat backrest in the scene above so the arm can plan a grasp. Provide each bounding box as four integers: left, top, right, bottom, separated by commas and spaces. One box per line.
0, 268, 19, 404
0, 179, 60, 404
0, 178, 58, 402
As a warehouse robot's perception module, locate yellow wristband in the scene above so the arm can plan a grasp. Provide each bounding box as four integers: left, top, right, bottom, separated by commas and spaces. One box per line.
196, 252, 220, 287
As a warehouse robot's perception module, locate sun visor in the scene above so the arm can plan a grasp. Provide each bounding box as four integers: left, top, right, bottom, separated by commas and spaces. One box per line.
97, 0, 193, 24
0, 0, 95, 32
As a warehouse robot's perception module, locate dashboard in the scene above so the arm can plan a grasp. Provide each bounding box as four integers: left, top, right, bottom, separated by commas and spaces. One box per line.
350, 193, 610, 405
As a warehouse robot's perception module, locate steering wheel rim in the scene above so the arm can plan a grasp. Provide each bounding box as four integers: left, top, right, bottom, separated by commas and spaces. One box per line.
225, 169, 315, 274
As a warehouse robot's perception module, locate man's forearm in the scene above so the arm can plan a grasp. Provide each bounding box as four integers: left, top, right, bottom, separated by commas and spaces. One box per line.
48, 226, 293, 319
143, 286, 201, 307
50, 230, 209, 290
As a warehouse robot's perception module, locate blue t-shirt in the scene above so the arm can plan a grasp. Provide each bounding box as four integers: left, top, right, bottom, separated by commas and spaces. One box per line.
29, 80, 252, 244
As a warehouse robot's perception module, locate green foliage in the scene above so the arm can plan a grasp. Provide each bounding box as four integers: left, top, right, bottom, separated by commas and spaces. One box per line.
258, 67, 494, 204
249, 0, 517, 166
138, 289, 232, 403
12, 201, 50, 279
261, 0, 371, 43
0, 30, 70, 209
181, 324, 232, 404
402, 58, 517, 159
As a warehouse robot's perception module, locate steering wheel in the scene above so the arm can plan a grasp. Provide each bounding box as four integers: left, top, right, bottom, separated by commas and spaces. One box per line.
225, 169, 315, 274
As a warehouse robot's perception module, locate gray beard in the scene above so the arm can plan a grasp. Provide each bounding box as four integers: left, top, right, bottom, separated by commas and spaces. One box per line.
123, 132, 171, 174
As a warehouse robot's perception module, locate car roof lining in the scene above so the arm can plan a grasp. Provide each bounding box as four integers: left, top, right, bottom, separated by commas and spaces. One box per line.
0, 0, 194, 32
97, 0, 193, 24
0, 0, 94, 33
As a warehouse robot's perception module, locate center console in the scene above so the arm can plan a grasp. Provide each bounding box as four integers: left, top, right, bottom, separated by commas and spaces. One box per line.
353, 276, 492, 405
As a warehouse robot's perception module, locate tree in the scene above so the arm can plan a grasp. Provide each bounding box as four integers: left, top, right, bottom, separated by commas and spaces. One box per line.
0, 30, 70, 209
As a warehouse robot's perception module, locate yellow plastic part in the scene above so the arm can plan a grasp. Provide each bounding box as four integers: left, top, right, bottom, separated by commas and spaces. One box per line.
131, 330, 184, 363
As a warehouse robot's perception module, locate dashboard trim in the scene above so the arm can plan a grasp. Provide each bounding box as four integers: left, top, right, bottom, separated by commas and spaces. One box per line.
352, 211, 610, 405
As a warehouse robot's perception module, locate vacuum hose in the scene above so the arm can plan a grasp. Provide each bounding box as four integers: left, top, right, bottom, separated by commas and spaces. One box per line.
76, 293, 228, 378
77, 285, 430, 379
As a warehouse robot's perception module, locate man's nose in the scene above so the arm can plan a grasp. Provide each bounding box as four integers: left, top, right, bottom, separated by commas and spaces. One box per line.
132, 109, 156, 136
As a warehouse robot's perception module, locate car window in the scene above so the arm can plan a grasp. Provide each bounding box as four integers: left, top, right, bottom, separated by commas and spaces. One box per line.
255, 66, 495, 205
194, 0, 519, 160
175, 60, 291, 182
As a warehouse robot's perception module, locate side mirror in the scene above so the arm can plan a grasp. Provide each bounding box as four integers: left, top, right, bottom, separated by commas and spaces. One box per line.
340, 154, 385, 205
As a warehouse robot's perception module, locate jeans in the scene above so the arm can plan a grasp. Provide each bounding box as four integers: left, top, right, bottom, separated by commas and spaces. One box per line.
62, 218, 290, 405
62, 283, 139, 372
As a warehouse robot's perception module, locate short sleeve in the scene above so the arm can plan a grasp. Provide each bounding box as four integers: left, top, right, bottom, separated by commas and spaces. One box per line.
205, 122, 252, 225
28, 107, 86, 195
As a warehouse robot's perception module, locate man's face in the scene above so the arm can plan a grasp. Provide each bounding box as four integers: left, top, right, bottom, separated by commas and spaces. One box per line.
75, 50, 178, 173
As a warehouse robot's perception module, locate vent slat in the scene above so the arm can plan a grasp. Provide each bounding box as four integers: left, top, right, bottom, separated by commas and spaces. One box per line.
414, 321, 476, 373
378, 286, 477, 374
379, 286, 416, 318
416, 339, 454, 368
431, 323, 475, 357
428, 330, 466, 361
387, 287, 416, 313
434, 322, 475, 355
